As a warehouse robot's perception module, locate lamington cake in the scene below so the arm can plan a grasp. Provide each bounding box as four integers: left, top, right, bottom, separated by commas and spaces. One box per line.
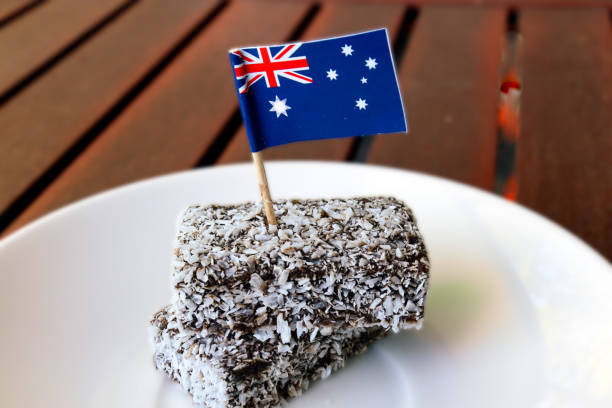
151, 197, 430, 407
152, 304, 386, 407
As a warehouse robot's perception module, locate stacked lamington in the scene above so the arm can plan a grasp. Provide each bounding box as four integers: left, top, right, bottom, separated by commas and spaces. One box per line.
150, 197, 430, 408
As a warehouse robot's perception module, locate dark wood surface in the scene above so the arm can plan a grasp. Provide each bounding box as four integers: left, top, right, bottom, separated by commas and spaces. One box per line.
327, 0, 612, 4
518, 9, 612, 258
368, 6, 505, 190
6, 0, 312, 231
0, 0, 220, 217
0, 1, 610, 260
0, 0, 127, 95
0, 0, 43, 26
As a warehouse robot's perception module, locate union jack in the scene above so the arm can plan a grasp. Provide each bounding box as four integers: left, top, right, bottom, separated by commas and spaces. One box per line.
231, 43, 312, 94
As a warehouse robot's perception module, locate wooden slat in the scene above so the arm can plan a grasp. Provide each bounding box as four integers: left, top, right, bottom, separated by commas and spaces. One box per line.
217, 2, 406, 165
0, 0, 30, 20
326, 0, 612, 6
0, 0, 40, 26
0, 0, 222, 221
367, 6, 505, 190
0, 0, 126, 94
7, 1, 312, 233
518, 9, 612, 259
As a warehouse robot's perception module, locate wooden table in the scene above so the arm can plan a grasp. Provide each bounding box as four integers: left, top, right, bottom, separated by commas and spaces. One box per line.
1, 0, 610, 259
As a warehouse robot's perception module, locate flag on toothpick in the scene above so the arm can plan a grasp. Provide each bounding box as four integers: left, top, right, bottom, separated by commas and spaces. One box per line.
228, 28, 407, 225
229, 28, 407, 152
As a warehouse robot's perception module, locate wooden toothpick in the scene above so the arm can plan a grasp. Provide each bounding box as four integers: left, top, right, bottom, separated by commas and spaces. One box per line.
251, 151, 277, 226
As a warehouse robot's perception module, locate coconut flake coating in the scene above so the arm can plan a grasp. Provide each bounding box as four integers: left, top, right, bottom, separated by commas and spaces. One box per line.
171, 197, 430, 347
152, 304, 385, 408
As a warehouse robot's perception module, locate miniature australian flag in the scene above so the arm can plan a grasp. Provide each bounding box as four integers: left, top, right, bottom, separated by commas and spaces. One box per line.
229, 28, 407, 152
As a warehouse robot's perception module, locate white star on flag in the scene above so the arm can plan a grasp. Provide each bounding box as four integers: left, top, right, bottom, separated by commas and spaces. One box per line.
365, 57, 378, 70
355, 98, 367, 110
341, 44, 353, 56
360, 77, 367, 84
269, 96, 291, 117
326, 69, 338, 80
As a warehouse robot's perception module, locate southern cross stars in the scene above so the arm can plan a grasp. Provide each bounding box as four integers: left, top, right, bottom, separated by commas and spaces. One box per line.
365, 57, 378, 70
269, 96, 290, 118
326, 69, 338, 80
341, 44, 353, 56
268, 44, 375, 116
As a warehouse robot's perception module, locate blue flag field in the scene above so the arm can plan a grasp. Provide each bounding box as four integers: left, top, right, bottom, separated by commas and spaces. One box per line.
229, 28, 407, 152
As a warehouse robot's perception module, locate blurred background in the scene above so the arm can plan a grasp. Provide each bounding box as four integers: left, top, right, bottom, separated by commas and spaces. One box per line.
0, 0, 610, 259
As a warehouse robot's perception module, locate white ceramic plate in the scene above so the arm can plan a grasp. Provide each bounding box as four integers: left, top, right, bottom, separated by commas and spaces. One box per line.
1, 162, 610, 408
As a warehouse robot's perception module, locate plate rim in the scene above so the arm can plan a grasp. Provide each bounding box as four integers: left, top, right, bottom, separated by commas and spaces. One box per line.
1, 160, 608, 266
